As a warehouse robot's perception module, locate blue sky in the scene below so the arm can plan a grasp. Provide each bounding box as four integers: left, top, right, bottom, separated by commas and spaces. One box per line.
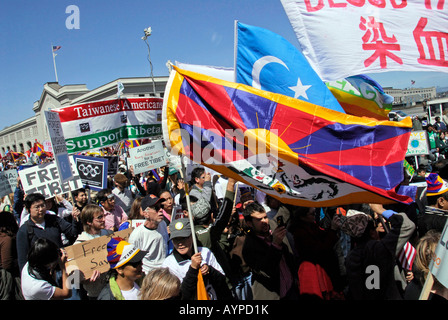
1, 0, 447, 129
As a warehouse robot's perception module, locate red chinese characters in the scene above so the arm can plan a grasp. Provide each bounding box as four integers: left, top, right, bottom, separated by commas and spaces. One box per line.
359, 16, 403, 68
413, 17, 448, 67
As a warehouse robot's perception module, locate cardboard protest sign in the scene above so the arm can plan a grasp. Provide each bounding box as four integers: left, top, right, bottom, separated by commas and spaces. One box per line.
72, 155, 108, 191
406, 130, 429, 156
45, 111, 73, 183
65, 228, 133, 280
128, 140, 166, 175
18, 157, 83, 199
0, 169, 18, 199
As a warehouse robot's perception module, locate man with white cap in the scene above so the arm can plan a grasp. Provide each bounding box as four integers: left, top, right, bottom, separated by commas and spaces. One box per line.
97, 237, 146, 300
128, 194, 169, 275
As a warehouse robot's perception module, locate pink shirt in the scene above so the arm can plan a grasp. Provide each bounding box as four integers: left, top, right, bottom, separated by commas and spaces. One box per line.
102, 205, 128, 231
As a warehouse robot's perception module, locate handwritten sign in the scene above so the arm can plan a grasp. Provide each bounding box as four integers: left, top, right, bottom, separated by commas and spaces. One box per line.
65, 228, 133, 280
406, 130, 429, 156
128, 140, 166, 174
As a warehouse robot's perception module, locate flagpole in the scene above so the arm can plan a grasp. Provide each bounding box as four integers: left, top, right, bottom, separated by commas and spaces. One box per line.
233, 20, 238, 83
179, 155, 198, 254
51, 44, 59, 83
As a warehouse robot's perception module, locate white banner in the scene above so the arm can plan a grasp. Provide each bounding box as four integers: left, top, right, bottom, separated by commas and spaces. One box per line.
18, 157, 83, 199
280, 0, 448, 81
128, 140, 166, 175
52, 98, 163, 154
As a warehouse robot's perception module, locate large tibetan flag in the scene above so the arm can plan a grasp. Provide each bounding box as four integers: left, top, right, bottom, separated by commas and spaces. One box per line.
235, 22, 345, 114
162, 66, 413, 207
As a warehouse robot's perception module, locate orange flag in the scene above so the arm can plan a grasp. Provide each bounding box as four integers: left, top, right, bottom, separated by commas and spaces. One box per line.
197, 270, 210, 300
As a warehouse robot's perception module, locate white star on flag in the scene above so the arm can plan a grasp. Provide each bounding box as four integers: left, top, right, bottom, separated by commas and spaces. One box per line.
289, 77, 311, 100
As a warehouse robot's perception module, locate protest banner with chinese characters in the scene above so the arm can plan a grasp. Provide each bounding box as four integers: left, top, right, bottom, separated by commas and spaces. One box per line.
0, 169, 18, 199
128, 140, 166, 175
281, 0, 448, 81
65, 228, 133, 280
18, 157, 83, 199
52, 98, 163, 154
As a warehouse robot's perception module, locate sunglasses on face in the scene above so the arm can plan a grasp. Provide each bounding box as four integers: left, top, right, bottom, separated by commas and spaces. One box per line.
126, 260, 143, 268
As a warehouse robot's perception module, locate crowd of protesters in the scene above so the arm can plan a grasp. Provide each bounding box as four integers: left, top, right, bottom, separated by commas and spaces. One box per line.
0, 132, 447, 301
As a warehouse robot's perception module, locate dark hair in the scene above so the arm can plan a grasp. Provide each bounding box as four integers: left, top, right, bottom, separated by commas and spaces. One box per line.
426, 192, 448, 206
146, 181, 161, 197
129, 196, 143, 220
72, 188, 86, 198
27, 238, 60, 286
190, 167, 205, 185
243, 202, 265, 222
24, 193, 46, 211
0, 211, 18, 236
96, 188, 112, 204
180, 195, 198, 212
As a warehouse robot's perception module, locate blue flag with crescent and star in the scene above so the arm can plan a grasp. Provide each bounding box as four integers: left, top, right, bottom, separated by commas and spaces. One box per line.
235, 21, 345, 114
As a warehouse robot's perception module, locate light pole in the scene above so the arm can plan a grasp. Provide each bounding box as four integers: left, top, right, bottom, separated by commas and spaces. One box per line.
142, 27, 157, 96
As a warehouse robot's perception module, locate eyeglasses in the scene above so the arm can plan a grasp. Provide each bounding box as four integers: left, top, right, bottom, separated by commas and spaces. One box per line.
144, 205, 162, 212
31, 204, 46, 210
106, 194, 115, 201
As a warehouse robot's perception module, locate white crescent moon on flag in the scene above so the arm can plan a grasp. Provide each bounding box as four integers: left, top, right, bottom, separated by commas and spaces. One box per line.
251, 56, 289, 89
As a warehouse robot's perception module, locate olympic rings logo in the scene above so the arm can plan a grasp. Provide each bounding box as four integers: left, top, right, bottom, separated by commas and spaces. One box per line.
78, 164, 101, 178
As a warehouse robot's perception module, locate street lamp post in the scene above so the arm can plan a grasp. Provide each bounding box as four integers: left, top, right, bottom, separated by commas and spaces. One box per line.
142, 27, 157, 96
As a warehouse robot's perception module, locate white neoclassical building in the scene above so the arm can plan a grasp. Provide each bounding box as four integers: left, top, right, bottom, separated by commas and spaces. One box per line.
0, 76, 169, 156
383, 86, 437, 106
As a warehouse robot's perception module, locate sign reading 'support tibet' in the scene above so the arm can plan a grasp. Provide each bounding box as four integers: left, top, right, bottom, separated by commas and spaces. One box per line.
52, 98, 163, 154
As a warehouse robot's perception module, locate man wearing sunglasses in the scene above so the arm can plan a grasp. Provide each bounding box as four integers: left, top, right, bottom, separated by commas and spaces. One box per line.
128, 194, 170, 275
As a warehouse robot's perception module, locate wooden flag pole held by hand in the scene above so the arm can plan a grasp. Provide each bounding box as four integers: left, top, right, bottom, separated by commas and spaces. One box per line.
179, 156, 198, 254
